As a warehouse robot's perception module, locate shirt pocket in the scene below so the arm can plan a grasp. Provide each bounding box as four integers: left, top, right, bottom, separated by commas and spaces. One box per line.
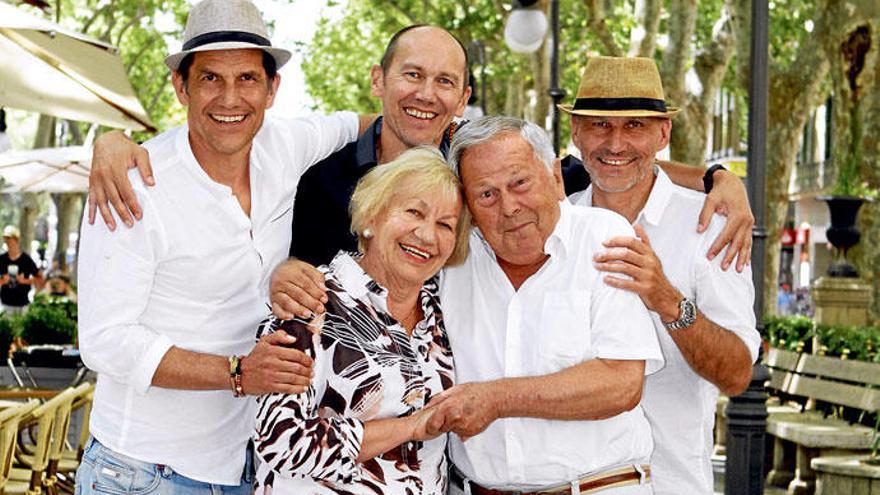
537, 290, 592, 372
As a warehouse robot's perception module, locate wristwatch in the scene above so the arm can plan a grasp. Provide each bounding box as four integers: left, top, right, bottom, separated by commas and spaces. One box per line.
702, 164, 727, 193
664, 298, 697, 331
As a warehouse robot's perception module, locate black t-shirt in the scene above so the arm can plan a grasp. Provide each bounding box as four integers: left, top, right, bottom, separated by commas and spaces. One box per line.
0, 252, 39, 307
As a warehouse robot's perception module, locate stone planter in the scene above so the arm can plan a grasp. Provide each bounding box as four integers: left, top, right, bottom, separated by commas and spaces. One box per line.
812, 456, 880, 494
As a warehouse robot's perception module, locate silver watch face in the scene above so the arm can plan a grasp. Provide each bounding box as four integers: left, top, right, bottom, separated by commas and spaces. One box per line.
666, 298, 696, 330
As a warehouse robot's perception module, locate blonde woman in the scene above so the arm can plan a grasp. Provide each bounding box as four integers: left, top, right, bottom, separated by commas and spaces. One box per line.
254, 147, 469, 495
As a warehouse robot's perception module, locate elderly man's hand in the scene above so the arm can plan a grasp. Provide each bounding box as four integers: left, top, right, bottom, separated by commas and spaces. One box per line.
408, 407, 444, 442
698, 168, 754, 272
241, 330, 314, 395
270, 259, 328, 320
425, 382, 500, 442
594, 225, 683, 322
88, 130, 155, 231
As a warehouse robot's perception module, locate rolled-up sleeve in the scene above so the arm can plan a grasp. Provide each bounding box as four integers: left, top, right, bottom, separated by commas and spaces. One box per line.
77, 184, 171, 395
254, 319, 366, 484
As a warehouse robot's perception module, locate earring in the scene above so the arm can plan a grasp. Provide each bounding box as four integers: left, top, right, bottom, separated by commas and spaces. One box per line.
363, 228, 373, 239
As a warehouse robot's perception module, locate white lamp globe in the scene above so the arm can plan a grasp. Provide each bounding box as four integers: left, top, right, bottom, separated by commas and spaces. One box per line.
504, 9, 548, 53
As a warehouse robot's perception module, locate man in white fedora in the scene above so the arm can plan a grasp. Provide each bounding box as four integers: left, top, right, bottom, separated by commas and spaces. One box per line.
75, 0, 365, 492
562, 56, 760, 495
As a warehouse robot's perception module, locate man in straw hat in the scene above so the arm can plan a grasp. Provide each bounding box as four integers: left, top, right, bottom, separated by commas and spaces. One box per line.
75, 0, 367, 492
562, 56, 760, 495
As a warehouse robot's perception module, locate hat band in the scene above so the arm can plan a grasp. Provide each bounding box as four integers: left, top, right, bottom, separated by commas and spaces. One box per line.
573, 97, 667, 113
183, 30, 271, 51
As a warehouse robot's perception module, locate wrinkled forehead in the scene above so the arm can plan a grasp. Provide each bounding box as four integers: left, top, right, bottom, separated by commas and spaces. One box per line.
459, 133, 547, 181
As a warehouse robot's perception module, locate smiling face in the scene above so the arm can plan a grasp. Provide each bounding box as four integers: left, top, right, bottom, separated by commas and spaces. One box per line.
571, 115, 671, 196
458, 132, 565, 268
360, 178, 462, 294
371, 27, 470, 161
172, 49, 279, 165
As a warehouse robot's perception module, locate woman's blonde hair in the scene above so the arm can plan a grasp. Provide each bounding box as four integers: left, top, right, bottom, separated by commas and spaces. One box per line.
350, 146, 470, 266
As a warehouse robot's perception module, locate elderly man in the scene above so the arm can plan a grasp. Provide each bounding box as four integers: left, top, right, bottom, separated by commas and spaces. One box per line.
562, 56, 760, 495
433, 115, 663, 494
75, 0, 363, 492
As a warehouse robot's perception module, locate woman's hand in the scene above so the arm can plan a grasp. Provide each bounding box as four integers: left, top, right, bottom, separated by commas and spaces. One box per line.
409, 408, 442, 442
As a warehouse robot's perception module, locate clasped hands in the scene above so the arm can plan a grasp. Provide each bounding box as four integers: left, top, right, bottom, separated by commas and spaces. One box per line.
409, 382, 499, 443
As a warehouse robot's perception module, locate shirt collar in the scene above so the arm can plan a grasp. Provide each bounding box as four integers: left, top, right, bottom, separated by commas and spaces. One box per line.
635, 165, 674, 227
472, 200, 570, 261
328, 251, 376, 300
354, 116, 382, 170
355, 116, 457, 170
175, 122, 266, 193
327, 250, 440, 336
578, 164, 671, 227
543, 200, 571, 259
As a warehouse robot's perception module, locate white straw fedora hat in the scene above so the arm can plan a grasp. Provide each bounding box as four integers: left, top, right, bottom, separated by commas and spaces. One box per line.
559, 56, 679, 118
164, 0, 292, 71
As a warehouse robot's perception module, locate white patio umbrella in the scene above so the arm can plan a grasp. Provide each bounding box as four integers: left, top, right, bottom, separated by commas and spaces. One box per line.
0, 145, 90, 193
0, 2, 156, 132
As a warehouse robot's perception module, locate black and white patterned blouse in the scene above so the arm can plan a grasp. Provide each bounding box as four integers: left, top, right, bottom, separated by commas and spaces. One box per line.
254, 252, 455, 495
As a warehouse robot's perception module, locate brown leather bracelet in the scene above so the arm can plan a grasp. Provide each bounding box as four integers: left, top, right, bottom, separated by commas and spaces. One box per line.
229, 355, 245, 397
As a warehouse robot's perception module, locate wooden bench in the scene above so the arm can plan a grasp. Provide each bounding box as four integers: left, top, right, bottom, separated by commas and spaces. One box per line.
764, 348, 880, 495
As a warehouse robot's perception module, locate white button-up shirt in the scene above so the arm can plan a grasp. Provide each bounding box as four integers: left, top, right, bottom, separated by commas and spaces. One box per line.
572, 168, 760, 495
77, 113, 358, 485
440, 201, 663, 491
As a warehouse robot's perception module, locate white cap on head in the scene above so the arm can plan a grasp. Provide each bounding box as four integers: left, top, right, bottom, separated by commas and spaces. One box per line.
2, 225, 20, 238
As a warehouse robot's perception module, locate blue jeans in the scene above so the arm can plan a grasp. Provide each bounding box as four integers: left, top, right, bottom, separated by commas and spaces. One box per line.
75, 437, 254, 495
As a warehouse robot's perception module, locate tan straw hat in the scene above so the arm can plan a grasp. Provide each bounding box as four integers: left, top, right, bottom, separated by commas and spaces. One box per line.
164, 0, 291, 71
559, 56, 679, 118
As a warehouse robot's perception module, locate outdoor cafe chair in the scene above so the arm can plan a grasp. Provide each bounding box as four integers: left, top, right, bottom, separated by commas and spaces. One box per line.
7, 385, 81, 495
0, 400, 40, 494
50, 383, 94, 494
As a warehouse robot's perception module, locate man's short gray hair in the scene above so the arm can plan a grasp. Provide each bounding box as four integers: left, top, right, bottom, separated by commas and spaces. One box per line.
448, 116, 555, 177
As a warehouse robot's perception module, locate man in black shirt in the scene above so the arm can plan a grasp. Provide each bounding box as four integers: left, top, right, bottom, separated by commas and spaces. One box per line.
289, 25, 467, 266
0, 226, 40, 315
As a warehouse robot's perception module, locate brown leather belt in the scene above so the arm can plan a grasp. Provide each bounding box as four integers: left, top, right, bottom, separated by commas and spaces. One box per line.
449, 464, 650, 495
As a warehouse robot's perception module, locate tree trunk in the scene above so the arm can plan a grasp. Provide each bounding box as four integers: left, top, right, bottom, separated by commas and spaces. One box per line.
17, 194, 40, 257
661, 0, 700, 165
33, 114, 56, 148
760, 0, 863, 315
856, 20, 880, 323
629, 0, 662, 57
530, 38, 550, 128
51, 194, 82, 274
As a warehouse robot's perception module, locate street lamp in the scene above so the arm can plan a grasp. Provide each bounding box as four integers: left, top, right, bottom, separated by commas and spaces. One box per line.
503, 0, 566, 154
